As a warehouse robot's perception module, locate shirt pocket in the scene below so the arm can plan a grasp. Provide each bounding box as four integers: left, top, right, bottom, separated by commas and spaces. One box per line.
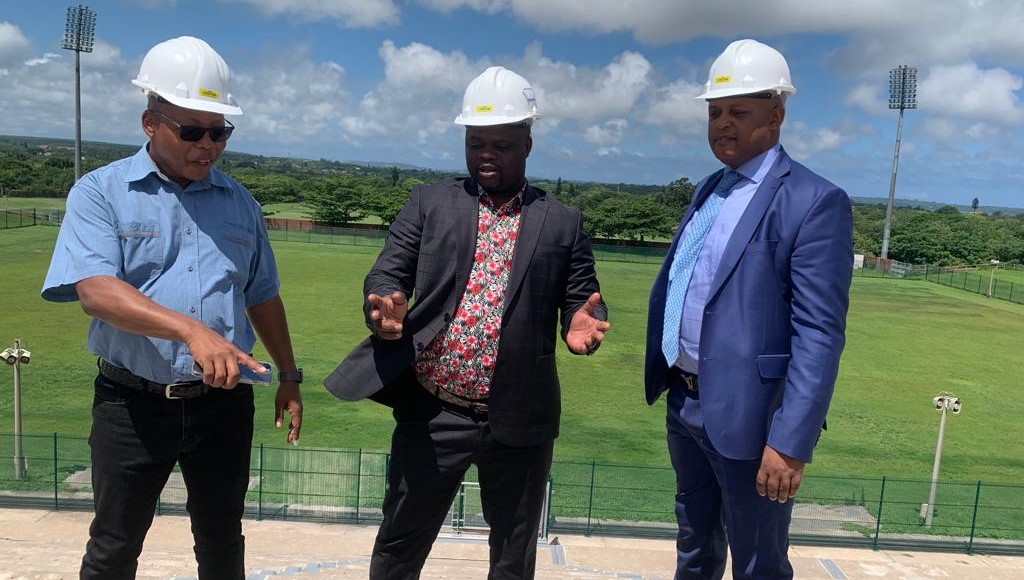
218, 223, 257, 284
118, 220, 164, 284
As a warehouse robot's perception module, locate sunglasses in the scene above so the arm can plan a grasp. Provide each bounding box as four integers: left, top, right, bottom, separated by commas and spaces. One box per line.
146, 109, 235, 142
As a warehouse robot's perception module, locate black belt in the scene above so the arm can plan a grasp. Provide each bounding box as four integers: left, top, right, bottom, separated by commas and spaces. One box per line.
672, 367, 699, 393
98, 359, 211, 400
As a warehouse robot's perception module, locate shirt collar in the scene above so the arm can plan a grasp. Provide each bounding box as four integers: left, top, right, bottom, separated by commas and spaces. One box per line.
125, 144, 231, 191
477, 180, 527, 212
726, 142, 781, 186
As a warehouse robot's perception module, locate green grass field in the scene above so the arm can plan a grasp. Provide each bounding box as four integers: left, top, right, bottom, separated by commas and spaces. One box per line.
1, 225, 1022, 485
0, 197, 67, 211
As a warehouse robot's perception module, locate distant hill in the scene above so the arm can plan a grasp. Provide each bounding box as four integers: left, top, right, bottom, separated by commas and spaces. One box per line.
5, 135, 1023, 214
851, 196, 1024, 215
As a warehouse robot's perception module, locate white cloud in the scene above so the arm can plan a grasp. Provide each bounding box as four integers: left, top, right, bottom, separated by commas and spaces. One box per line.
0, 22, 31, 66
784, 122, 849, 160
845, 83, 889, 116
584, 118, 628, 145
639, 78, 706, 135
232, 47, 351, 143
86, 38, 126, 72
25, 53, 61, 67
596, 146, 621, 156
918, 63, 1023, 124
339, 41, 485, 145
415, 1, 1024, 75
530, 50, 652, 122
221, 0, 400, 27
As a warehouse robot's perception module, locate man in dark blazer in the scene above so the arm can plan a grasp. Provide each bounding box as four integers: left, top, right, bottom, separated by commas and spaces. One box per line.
325, 66, 609, 580
645, 40, 853, 579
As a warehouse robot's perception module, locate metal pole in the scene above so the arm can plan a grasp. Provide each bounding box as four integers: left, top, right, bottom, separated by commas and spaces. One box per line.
13, 339, 27, 480
74, 49, 82, 183
924, 405, 947, 528
988, 265, 997, 297
880, 106, 905, 259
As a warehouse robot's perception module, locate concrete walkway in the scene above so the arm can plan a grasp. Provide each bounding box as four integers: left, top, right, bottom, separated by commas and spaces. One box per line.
1, 508, 1022, 579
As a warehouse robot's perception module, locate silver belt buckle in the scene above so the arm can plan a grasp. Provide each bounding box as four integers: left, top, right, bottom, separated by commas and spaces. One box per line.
164, 382, 192, 400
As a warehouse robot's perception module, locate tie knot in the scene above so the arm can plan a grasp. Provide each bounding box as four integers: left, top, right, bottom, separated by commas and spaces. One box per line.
713, 171, 742, 197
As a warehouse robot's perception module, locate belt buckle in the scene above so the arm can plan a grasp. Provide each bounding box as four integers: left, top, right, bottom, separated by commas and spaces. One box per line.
164, 382, 198, 400
681, 373, 697, 392
468, 402, 489, 414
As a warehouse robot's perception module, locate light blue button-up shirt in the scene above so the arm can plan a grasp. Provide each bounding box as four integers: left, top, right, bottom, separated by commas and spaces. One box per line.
674, 143, 781, 373
42, 146, 280, 384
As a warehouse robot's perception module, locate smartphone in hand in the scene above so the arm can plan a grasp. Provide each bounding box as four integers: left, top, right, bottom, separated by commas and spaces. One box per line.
192, 361, 274, 385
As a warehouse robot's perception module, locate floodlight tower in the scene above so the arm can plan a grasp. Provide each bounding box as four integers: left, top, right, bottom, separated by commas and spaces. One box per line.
880, 65, 917, 260
923, 392, 961, 528
61, 5, 97, 183
2, 339, 32, 480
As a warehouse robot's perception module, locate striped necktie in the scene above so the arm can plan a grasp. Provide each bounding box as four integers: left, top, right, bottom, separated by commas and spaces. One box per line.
661, 171, 743, 366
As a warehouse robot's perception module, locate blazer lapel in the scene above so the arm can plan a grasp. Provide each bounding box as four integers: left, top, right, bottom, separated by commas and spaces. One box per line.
504, 186, 547, 306
454, 179, 482, 287
707, 152, 792, 302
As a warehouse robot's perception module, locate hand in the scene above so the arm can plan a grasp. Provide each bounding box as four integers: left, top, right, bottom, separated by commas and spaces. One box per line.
186, 324, 266, 389
756, 445, 806, 503
368, 291, 408, 340
566, 292, 611, 355
275, 381, 303, 445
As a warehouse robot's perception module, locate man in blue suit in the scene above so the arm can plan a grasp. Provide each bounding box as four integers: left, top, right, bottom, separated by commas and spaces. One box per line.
645, 39, 853, 579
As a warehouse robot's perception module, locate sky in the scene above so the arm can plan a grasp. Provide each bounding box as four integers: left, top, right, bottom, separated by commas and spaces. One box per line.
1, 1, 1023, 208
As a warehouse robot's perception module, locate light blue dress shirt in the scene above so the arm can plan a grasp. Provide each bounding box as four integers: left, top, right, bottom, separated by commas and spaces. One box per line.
674, 144, 782, 373
42, 146, 280, 384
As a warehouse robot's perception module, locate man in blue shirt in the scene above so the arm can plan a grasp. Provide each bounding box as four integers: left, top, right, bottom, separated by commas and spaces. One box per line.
645, 40, 853, 579
42, 36, 303, 579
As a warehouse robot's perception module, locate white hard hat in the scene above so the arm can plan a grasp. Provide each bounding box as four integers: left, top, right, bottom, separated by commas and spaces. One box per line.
454, 66, 540, 126
695, 39, 796, 101
131, 36, 243, 115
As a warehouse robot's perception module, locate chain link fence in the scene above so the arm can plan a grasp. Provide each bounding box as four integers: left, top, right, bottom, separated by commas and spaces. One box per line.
0, 433, 1020, 555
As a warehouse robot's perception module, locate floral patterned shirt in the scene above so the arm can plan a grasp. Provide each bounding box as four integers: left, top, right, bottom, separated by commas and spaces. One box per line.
414, 183, 524, 401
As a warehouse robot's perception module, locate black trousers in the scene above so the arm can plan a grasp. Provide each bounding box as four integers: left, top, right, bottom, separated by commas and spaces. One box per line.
370, 385, 554, 580
81, 373, 254, 579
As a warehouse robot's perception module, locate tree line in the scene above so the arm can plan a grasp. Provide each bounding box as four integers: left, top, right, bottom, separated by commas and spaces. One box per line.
2, 136, 1022, 267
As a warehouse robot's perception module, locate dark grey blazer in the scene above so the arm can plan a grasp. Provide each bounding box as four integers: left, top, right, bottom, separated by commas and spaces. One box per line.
324, 177, 606, 447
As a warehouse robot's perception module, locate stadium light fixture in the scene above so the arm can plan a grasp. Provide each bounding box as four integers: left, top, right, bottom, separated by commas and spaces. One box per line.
922, 391, 960, 528
2, 339, 31, 479
880, 65, 917, 261
61, 5, 97, 184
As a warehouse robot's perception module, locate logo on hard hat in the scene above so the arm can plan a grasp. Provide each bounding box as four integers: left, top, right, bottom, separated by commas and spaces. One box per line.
475, 105, 493, 113
713, 76, 731, 84
523, 87, 537, 109
199, 88, 220, 99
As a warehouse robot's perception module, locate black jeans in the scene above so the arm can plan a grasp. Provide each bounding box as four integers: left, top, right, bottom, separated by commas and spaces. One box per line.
370, 385, 554, 580
81, 373, 254, 579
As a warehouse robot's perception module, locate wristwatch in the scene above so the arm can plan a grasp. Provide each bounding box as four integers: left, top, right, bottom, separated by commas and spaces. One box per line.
278, 368, 304, 384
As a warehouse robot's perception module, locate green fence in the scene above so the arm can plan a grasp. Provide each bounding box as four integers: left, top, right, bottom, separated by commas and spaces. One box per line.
854, 259, 1023, 304
1, 433, 1021, 555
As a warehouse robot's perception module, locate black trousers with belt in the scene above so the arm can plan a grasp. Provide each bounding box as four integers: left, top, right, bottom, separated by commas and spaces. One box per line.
81, 372, 254, 579
370, 375, 554, 580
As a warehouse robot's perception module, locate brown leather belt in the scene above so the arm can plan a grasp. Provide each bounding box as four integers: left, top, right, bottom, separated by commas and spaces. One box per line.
98, 359, 211, 400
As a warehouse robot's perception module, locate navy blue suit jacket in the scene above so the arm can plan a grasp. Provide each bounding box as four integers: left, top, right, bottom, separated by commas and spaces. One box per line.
645, 148, 853, 462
